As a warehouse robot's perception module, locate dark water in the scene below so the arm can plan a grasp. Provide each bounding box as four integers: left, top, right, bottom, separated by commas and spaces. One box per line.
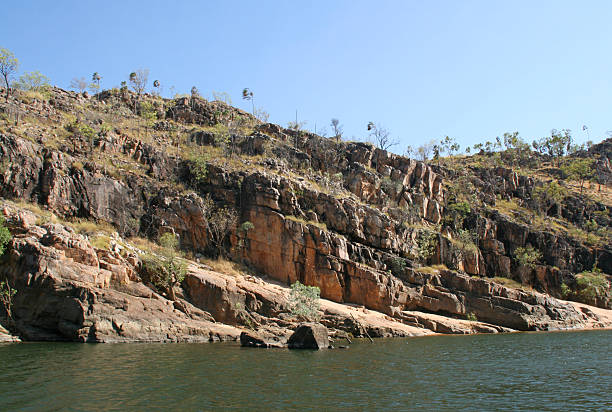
1, 330, 611, 411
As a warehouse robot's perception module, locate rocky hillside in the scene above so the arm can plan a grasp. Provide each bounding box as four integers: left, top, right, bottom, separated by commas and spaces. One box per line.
0, 87, 611, 343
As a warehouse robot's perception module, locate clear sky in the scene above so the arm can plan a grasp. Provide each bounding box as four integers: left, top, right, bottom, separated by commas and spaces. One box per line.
2, 0, 611, 152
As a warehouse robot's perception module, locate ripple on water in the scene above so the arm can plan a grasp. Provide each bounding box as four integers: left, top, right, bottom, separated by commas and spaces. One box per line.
0, 330, 611, 411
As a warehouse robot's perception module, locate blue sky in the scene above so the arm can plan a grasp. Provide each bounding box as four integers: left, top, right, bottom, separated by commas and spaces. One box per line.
3, 1, 611, 151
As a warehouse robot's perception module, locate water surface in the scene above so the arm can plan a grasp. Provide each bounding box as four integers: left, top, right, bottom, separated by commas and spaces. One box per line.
1, 330, 611, 411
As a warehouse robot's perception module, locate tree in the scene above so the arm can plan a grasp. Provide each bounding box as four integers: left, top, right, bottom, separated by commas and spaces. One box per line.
330, 118, 343, 143
415, 229, 438, 264
440, 135, 460, 157
242, 88, 254, 115
514, 246, 542, 269
140, 232, 186, 301
532, 181, 564, 215
532, 129, 572, 167
129, 69, 149, 97
152, 79, 160, 96
91, 72, 101, 99
405, 145, 415, 159
139, 101, 157, 137
200, 195, 238, 257
367, 122, 397, 151
0, 216, 11, 256
417, 140, 436, 162
190, 86, 199, 109
14, 71, 50, 92
0, 48, 19, 101
70, 77, 88, 93
562, 158, 595, 195
289, 281, 320, 321
288, 111, 307, 149
0, 281, 16, 320
453, 229, 478, 269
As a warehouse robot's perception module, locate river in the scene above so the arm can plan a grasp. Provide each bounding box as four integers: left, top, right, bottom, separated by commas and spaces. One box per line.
1, 330, 611, 411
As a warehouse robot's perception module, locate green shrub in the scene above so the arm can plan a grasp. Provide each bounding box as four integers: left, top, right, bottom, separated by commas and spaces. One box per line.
0, 217, 11, 256
140, 233, 186, 299
466, 312, 478, 322
189, 155, 208, 185
416, 229, 438, 263
560, 282, 571, 299
390, 257, 407, 276
514, 246, 542, 269
575, 270, 610, 300
289, 281, 320, 321
443, 201, 471, 229
0, 280, 17, 319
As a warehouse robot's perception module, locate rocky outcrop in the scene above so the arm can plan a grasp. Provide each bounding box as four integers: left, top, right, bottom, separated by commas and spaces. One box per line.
0, 214, 241, 343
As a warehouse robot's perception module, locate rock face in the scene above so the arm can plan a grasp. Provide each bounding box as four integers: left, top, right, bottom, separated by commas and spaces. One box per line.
0, 87, 610, 344
0, 217, 241, 342
287, 323, 330, 349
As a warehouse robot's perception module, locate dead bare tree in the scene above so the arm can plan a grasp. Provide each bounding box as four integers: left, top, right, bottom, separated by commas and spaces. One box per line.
367, 122, 398, 151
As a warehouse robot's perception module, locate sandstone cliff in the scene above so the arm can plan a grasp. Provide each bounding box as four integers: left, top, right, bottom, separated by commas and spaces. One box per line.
0, 87, 610, 343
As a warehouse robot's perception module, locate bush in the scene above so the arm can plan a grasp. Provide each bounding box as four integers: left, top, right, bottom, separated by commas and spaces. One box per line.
575, 271, 610, 300
0, 217, 11, 256
443, 201, 471, 229
189, 155, 208, 185
289, 281, 320, 321
416, 229, 438, 263
0, 280, 17, 319
514, 246, 542, 269
140, 233, 186, 299
390, 257, 407, 276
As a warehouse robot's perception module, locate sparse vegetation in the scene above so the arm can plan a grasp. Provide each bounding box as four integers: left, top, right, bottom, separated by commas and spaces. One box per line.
416, 229, 438, 264
0, 280, 17, 320
140, 232, 187, 300
514, 246, 542, 269
0, 48, 19, 101
0, 217, 10, 256
574, 269, 610, 300
288, 281, 320, 321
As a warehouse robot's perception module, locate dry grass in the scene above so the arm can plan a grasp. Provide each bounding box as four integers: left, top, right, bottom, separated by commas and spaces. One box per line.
201, 257, 249, 278
491, 276, 534, 291
69, 219, 115, 235
90, 235, 111, 250
416, 264, 448, 274
285, 215, 328, 231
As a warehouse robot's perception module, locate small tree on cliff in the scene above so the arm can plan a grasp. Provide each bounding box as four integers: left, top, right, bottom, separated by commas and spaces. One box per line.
562, 158, 595, 195
289, 281, 320, 321
70, 77, 88, 93
367, 122, 398, 151
514, 245, 542, 269
0, 217, 11, 256
201, 195, 238, 258
140, 232, 186, 300
330, 118, 343, 143
129, 69, 149, 98
0, 48, 19, 101
0, 281, 16, 321
242, 87, 254, 115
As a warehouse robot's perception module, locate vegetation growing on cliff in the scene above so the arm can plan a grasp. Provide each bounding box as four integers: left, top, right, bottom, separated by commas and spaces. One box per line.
140, 233, 187, 300
289, 281, 321, 321
0, 217, 10, 256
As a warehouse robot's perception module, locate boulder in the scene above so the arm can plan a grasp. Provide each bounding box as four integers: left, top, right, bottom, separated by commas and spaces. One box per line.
240, 330, 268, 348
287, 323, 329, 349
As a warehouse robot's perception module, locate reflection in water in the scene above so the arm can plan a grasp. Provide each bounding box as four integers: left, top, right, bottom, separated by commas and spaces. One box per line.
1, 330, 611, 411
